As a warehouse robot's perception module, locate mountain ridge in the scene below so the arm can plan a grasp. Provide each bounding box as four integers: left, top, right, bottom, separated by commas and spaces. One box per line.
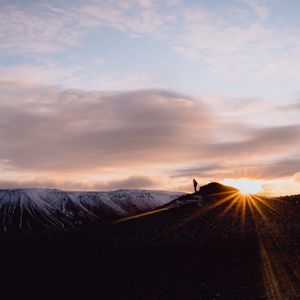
0, 188, 183, 232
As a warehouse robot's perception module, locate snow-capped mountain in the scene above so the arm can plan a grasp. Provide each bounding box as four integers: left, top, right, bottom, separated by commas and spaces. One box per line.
0, 188, 183, 231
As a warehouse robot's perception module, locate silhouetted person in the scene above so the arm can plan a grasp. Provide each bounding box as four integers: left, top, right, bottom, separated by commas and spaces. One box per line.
193, 179, 198, 193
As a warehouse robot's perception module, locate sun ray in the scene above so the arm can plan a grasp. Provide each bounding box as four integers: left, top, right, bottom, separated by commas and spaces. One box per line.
252, 194, 280, 215
158, 180, 300, 299
207, 191, 240, 210
220, 196, 239, 217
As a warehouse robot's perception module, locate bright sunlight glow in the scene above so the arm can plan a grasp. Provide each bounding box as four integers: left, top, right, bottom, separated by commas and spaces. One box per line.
223, 178, 263, 195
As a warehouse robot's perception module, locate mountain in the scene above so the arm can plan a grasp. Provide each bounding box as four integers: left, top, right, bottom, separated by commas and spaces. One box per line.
0, 188, 183, 231
1, 183, 300, 299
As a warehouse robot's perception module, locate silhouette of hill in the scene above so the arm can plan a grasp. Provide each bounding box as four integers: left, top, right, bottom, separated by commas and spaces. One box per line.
0, 183, 300, 299
198, 181, 239, 195
161, 182, 239, 209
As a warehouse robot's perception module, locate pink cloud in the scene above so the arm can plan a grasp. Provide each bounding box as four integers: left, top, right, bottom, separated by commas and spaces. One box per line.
0, 82, 299, 194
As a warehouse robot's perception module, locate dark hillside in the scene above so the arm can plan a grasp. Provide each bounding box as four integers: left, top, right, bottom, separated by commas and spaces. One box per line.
1, 185, 300, 299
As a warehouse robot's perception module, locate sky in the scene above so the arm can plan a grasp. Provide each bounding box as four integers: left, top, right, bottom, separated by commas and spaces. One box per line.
0, 0, 300, 195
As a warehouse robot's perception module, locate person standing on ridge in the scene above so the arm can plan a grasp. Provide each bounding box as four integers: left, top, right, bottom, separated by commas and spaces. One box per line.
193, 179, 198, 193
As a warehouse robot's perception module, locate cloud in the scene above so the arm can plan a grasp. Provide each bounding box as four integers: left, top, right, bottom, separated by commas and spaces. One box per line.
0, 4, 79, 54
203, 125, 300, 161
0, 83, 214, 172
172, 2, 300, 92
278, 102, 300, 111
0, 175, 157, 191
294, 173, 300, 184
257, 159, 300, 179
173, 159, 300, 181
77, 2, 175, 37
172, 163, 222, 178
101, 176, 157, 190
0, 64, 157, 92
0, 1, 175, 55
240, 0, 269, 20
2, 0, 300, 97
0, 65, 77, 86
0, 82, 299, 193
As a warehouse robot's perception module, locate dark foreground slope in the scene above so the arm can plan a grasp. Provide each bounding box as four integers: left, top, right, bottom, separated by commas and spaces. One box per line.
1, 185, 300, 300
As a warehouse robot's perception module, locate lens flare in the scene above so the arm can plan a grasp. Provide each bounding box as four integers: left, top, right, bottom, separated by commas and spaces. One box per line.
165, 185, 300, 299
223, 178, 263, 195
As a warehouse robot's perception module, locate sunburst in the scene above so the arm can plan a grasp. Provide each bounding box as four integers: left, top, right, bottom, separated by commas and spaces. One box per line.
213, 189, 300, 300
171, 186, 300, 299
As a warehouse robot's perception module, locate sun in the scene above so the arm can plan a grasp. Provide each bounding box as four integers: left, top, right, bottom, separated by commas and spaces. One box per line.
223, 178, 263, 195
